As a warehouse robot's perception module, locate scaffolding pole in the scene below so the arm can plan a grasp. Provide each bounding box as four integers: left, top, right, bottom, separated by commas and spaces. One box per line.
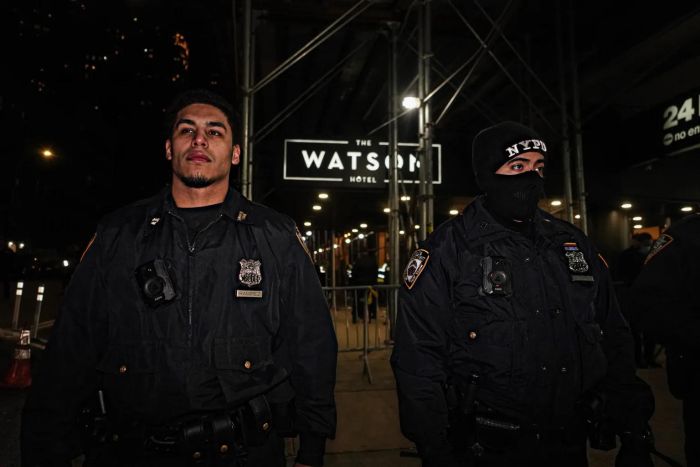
241, 0, 253, 199
556, 2, 574, 223
417, 0, 433, 240
569, 0, 588, 233
388, 22, 400, 339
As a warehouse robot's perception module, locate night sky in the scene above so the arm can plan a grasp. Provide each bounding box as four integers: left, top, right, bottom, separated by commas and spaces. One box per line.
4, 1, 700, 263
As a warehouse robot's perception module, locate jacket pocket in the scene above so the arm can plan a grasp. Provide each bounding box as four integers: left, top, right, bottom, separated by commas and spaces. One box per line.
451, 313, 514, 392
96, 343, 159, 414
576, 321, 607, 391
214, 337, 280, 405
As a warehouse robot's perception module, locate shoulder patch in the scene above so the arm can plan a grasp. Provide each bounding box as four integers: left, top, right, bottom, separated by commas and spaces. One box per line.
403, 249, 430, 289
645, 233, 674, 264
79, 233, 96, 263
295, 227, 313, 261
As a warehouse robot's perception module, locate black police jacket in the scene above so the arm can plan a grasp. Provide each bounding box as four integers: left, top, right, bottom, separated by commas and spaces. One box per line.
633, 213, 700, 399
21, 187, 337, 465
391, 197, 651, 462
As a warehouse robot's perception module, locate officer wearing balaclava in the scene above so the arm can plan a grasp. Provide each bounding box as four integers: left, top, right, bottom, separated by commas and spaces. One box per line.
392, 121, 655, 467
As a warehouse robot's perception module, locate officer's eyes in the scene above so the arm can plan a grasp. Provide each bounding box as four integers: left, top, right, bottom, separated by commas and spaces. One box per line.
179, 127, 195, 135
207, 129, 222, 137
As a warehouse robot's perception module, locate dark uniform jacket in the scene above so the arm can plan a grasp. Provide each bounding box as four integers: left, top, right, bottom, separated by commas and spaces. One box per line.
633, 213, 700, 399
391, 197, 651, 462
22, 187, 337, 465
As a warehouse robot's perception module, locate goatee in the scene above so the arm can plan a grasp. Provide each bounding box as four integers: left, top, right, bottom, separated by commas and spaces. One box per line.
176, 174, 215, 188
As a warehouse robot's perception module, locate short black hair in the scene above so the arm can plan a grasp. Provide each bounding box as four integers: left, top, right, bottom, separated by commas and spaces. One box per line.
163, 89, 240, 143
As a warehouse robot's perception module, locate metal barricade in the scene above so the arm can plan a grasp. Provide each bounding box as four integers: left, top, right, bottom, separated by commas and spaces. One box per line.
322, 284, 399, 383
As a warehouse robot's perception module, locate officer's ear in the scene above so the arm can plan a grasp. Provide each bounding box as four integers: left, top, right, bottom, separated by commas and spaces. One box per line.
165, 140, 173, 161
232, 145, 241, 166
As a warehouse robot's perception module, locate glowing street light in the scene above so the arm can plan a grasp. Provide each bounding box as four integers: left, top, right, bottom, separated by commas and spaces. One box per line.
303, 221, 311, 227
574, 214, 581, 219
312, 205, 322, 211
359, 223, 368, 229
383, 208, 390, 213
633, 224, 643, 229
41, 148, 55, 159
449, 209, 459, 215
681, 206, 693, 212
550, 200, 562, 206
318, 193, 329, 200
351, 228, 358, 233
402, 96, 421, 109
632, 216, 643, 221
620, 202, 632, 209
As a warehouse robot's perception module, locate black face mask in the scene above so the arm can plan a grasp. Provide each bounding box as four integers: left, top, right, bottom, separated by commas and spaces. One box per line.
483, 171, 544, 223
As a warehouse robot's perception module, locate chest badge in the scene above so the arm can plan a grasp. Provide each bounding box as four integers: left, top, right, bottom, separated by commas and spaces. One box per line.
563, 242, 589, 273
239, 259, 262, 286
403, 249, 430, 290
563, 242, 594, 283
237, 259, 263, 298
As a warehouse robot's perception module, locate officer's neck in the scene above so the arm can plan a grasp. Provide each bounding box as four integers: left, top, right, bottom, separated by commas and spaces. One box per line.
171, 177, 229, 208
483, 201, 535, 237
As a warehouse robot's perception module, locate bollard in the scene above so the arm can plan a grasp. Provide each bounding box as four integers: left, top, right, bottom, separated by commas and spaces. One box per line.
11, 281, 24, 330
32, 284, 45, 339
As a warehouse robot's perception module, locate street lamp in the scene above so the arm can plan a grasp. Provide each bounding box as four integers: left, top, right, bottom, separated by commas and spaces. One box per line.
402, 97, 421, 110
41, 148, 55, 159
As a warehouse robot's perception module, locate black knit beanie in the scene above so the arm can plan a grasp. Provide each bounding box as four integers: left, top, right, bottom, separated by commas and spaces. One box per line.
472, 121, 547, 191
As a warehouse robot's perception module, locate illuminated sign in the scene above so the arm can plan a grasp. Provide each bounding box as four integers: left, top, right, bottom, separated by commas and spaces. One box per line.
661, 89, 700, 155
283, 139, 442, 187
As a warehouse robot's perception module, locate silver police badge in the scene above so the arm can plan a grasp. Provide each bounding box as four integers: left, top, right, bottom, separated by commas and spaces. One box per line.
563, 242, 589, 273
239, 259, 262, 287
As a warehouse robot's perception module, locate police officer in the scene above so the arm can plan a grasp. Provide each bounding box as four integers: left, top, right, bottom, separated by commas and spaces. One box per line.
632, 214, 700, 466
391, 121, 654, 466
21, 89, 337, 467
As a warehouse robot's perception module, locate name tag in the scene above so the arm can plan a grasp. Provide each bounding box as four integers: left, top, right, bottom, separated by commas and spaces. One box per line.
236, 289, 263, 298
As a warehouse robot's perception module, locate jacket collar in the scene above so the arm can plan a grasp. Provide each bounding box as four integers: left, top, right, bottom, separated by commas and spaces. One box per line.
462, 196, 562, 247
164, 186, 256, 224
144, 186, 257, 231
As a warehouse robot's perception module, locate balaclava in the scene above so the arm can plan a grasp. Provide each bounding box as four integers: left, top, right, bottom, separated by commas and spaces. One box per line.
472, 121, 547, 223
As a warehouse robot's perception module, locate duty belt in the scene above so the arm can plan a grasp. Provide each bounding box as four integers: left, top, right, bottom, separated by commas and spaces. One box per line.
116, 395, 273, 465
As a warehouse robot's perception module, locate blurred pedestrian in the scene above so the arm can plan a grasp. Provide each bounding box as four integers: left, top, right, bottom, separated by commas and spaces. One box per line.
633, 213, 700, 466
616, 232, 658, 368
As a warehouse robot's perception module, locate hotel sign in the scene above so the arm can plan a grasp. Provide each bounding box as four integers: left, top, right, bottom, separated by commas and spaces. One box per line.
283, 139, 442, 187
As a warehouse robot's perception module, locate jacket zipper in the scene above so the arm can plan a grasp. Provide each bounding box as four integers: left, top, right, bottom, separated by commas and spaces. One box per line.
167, 211, 224, 345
